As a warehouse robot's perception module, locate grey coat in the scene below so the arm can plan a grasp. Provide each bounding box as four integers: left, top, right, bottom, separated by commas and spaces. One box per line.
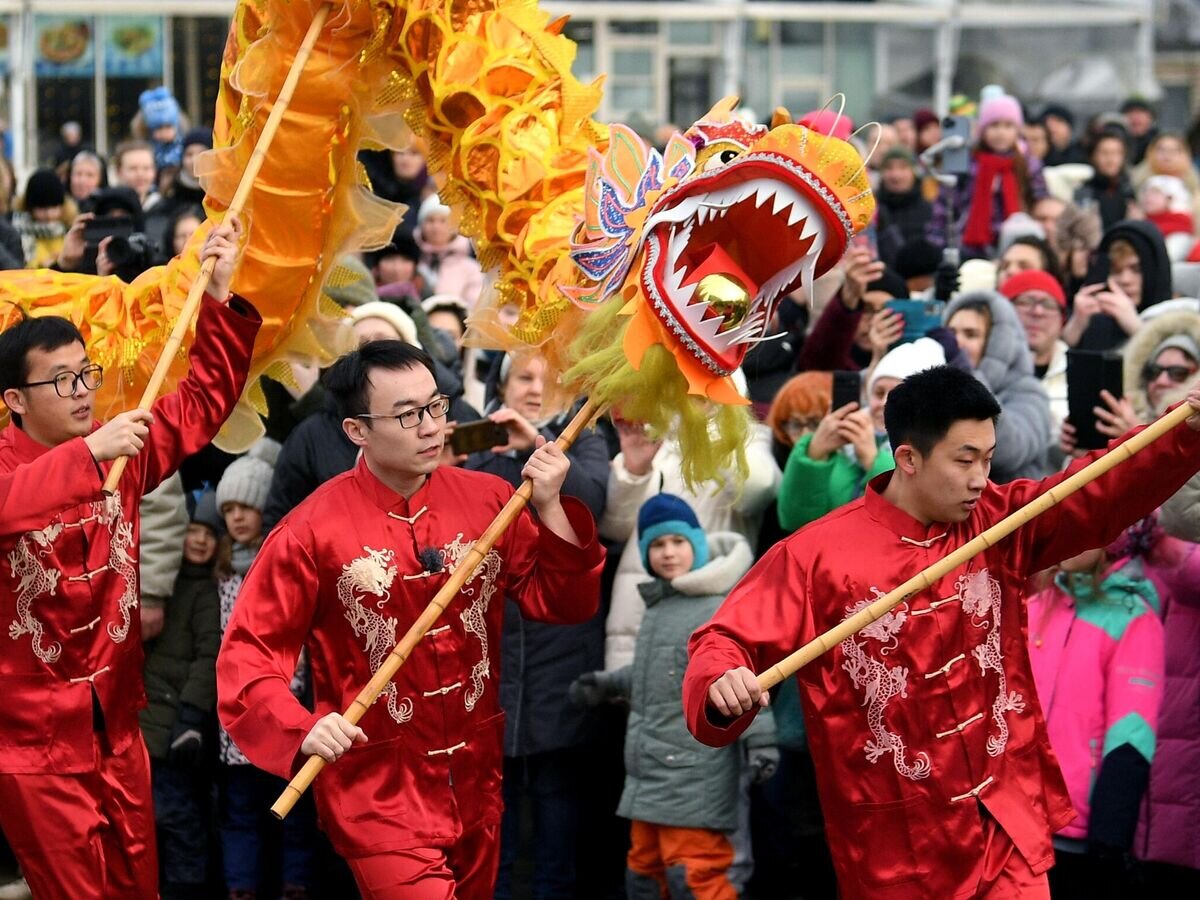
616, 533, 775, 831
945, 290, 1055, 482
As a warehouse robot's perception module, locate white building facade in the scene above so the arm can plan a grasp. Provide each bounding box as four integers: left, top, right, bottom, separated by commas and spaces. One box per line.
0, 1, 1164, 176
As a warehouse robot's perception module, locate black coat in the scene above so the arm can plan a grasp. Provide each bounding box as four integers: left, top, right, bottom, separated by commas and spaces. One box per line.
465, 405, 610, 757
876, 185, 933, 268
1075, 173, 1136, 232
139, 562, 221, 759
1077, 220, 1173, 351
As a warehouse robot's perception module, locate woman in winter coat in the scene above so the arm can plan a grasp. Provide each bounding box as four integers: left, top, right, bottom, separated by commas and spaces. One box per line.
601, 370, 779, 672
1027, 539, 1164, 898
571, 495, 777, 900
464, 353, 610, 900
944, 290, 1055, 481
929, 92, 1048, 259
1080, 308, 1200, 893
414, 194, 484, 307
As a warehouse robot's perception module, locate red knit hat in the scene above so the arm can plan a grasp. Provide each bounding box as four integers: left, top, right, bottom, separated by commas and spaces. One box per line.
998, 270, 1066, 310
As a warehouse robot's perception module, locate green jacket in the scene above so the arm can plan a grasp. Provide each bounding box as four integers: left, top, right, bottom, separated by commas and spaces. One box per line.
139, 561, 221, 759
615, 533, 775, 831
777, 433, 894, 533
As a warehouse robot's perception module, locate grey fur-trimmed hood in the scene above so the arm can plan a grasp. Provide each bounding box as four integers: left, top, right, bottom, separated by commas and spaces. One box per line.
1123, 309, 1200, 421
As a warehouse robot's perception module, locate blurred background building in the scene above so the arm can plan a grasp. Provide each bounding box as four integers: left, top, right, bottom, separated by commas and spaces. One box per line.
2, 0, 1196, 175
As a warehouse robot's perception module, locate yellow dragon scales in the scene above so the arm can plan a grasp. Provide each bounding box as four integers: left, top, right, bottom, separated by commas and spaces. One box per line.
0, 0, 874, 483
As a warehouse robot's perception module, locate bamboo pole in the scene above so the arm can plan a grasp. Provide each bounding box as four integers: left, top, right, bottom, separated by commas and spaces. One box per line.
271, 395, 607, 818
102, 3, 334, 494
757, 401, 1196, 691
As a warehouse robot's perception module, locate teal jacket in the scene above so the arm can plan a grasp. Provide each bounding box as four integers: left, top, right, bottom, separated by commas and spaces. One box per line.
777, 433, 894, 533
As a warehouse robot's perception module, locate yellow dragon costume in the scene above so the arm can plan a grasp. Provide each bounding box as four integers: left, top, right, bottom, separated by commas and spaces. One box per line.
0, 0, 874, 484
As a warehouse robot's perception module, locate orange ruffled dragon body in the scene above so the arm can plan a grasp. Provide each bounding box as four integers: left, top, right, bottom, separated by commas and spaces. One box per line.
0, 0, 874, 482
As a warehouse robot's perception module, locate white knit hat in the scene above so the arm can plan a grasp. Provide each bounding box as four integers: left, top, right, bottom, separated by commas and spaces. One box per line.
350, 300, 422, 348
869, 337, 947, 392
418, 193, 451, 225
215, 438, 280, 513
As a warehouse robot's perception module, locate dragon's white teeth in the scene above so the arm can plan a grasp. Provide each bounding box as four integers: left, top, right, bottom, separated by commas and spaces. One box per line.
754, 185, 773, 209
772, 191, 792, 216
788, 205, 806, 227
717, 207, 729, 218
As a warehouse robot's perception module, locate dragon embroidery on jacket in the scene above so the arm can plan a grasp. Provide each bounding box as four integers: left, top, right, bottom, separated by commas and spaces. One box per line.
105, 493, 139, 643
958, 569, 1026, 756
7, 522, 65, 664
441, 533, 502, 712
840, 589, 932, 781
7, 494, 138, 663
337, 546, 413, 725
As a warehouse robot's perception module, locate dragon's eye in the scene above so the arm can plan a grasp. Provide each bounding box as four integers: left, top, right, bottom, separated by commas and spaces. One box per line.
719, 149, 739, 164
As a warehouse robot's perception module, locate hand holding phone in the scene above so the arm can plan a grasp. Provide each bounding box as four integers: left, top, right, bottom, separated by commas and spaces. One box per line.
1066, 349, 1125, 450
831, 370, 862, 413
449, 419, 510, 456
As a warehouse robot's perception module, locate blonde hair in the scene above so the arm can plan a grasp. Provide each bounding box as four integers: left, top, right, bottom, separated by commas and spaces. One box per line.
1108, 238, 1139, 269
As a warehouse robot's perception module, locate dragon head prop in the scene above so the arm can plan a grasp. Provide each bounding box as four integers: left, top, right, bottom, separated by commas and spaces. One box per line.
567, 100, 874, 405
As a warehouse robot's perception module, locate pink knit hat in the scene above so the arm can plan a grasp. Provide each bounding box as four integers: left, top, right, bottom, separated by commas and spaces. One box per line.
977, 93, 1024, 132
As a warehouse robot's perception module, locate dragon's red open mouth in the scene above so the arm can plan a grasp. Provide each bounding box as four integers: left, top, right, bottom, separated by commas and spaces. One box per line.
639, 158, 833, 375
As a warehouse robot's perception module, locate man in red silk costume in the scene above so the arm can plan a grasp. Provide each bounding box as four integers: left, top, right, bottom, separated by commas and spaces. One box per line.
684, 365, 1200, 900
0, 219, 258, 900
217, 340, 604, 899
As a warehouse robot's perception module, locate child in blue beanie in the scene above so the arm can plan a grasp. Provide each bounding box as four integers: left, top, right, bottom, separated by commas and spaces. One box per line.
572, 493, 776, 899
139, 86, 183, 170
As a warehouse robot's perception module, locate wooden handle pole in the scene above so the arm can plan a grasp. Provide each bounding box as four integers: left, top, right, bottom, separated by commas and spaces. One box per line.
757, 402, 1196, 691
271, 396, 607, 819
102, 3, 334, 494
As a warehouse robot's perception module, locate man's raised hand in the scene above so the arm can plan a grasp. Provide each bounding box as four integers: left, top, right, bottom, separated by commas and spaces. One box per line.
202, 215, 244, 302
84, 409, 154, 462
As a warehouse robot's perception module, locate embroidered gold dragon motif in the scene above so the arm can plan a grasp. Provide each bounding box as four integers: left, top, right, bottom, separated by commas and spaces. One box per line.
441, 533, 502, 712
337, 546, 413, 725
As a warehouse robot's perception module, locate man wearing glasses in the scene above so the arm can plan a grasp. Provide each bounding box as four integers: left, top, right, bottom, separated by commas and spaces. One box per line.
218, 339, 604, 899
999, 270, 1071, 429
0, 218, 259, 899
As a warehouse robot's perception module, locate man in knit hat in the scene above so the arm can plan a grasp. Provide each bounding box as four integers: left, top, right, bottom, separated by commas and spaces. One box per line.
218, 340, 604, 899
1000, 270, 1069, 426
0, 217, 258, 899
686, 363, 1200, 900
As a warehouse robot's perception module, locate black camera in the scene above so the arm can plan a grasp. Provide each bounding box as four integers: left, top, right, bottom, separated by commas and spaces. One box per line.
104, 232, 158, 281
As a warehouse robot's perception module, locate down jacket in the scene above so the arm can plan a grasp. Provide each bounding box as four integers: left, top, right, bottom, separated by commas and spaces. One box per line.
601, 421, 779, 670
944, 290, 1055, 482
615, 532, 775, 831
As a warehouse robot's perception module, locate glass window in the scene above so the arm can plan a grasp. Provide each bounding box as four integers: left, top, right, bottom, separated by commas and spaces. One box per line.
610, 21, 658, 37
563, 20, 595, 80
613, 49, 654, 77
669, 22, 713, 46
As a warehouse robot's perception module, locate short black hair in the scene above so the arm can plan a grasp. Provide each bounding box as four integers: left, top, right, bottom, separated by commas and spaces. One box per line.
324, 339, 438, 421
0, 313, 86, 426
884, 366, 1001, 456
1004, 236, 1064, 287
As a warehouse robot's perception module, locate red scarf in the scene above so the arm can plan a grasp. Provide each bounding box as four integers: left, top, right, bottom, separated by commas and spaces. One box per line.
963, 152, 1022, 247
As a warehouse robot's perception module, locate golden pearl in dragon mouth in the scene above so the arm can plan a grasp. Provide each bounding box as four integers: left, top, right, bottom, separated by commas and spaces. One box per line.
696, 274, 751, 332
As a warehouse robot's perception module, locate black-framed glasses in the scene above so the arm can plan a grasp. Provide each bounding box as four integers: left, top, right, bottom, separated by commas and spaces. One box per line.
357, 395, 450, 429
1143, 363, 1197, 385
19, 364, 103, 398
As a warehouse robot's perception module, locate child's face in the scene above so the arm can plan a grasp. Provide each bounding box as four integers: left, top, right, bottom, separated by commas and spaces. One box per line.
982, 120, 1019, 154
648, 534, 694, 580
1140, 186, 1169, 215
152, 125, 178, 144
222, 501, 263, 546
183, 523, 217, 565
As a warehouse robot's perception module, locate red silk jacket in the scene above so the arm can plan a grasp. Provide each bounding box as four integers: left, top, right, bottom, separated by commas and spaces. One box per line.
0, 296, 261, 774
684, 419, 1200, 900
216, 460, 604, 858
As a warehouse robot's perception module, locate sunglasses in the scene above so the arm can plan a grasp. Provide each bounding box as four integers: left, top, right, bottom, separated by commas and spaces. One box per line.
1142, 363, 1197, 384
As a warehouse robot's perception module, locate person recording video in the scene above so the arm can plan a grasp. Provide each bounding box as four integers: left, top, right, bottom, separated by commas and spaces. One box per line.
53, 186, 159, 282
